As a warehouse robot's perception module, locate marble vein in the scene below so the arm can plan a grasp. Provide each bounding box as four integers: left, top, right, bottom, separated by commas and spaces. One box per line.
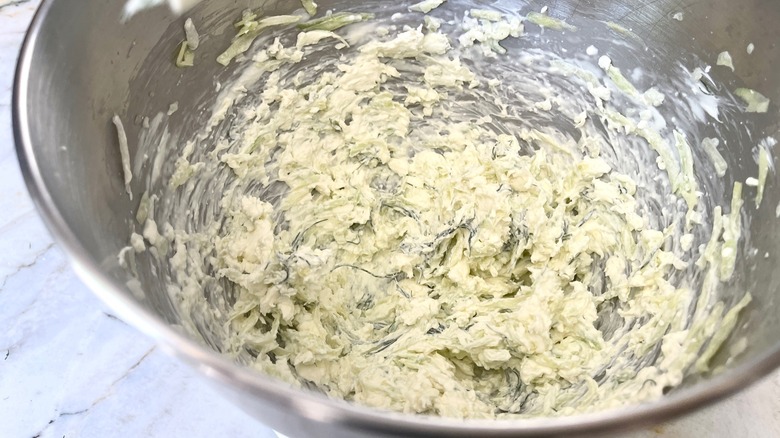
103, 311, 128, 324
0, 210, 40, 238
29, 347, 157, 437
93, 346, 157, 406
0, 241, 53, 291
0, 0, 32, 12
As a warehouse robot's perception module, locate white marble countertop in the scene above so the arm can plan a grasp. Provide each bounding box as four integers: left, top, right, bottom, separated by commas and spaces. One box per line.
0, 1, 778, 437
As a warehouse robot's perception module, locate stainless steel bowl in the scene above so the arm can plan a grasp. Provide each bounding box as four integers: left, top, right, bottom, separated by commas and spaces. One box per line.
14, 0, 780, 436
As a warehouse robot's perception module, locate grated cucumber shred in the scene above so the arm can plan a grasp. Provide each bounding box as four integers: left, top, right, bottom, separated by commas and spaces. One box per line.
176, 19, 199, 69
526, 12, 576, 31
693, 293, 751, 372
301, 0, 318, 16
297, 12, 375, 31
735, 88, 770, 113
175, 41, 195, 67
716, 51, 734, 72
112, 115, 133, 199
424, 15, 442, 32
696, 206, 723, 270
470, 9, 503, 21
701, 137, 728, 177
217, 13, 303, 66
756, 148, 769, 206
673, 130, 700, 216
720, 182, 743, 281
598, 55, 640, 97
296, 30, 349, 49
184, 17, 200, 50
459, 10, 523, 55
604, 21, 641, 41
408, 0, 447, 14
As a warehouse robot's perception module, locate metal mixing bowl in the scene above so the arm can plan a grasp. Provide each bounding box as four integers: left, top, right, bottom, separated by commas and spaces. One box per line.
14, 0, 780, 436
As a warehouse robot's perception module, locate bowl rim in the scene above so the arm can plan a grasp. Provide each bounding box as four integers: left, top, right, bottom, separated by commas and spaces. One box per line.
13, 0, 780, 435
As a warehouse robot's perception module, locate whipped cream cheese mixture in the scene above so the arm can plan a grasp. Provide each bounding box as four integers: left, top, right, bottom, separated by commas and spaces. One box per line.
120, 1, 764, 418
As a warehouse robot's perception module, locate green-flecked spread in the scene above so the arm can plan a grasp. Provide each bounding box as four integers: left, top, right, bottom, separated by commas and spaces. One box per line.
122, 4, 757, 419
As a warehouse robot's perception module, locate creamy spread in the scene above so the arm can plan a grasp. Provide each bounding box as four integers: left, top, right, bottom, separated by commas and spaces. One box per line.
121, 2, 760, 419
